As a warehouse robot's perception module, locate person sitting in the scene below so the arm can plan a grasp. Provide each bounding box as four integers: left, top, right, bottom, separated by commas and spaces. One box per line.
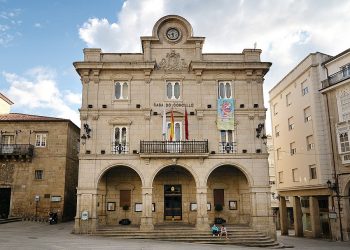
211, 224, 219, 237
220, 224, 228, 239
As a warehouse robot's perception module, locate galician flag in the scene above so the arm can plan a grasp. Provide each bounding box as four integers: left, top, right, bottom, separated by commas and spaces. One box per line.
169, 110, 175, 141
185, 107, 189, 140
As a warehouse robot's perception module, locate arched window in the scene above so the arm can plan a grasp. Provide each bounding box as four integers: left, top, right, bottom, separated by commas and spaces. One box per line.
115, 82, 129, 100
166, 81, 181, 100
218, 81, 232, 99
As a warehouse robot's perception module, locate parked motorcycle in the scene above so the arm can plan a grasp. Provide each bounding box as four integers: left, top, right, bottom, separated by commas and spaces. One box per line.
49, 212, 58, 225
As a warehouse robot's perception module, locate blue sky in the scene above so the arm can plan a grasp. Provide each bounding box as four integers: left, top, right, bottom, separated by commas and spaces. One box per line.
1, 0, 349, 129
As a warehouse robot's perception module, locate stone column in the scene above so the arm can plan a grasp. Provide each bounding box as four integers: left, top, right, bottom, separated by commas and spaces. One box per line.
74, 193, 81, 233
140, 187, 154, 231
310, 196, 321, 238
293, 196, 303, 237
279, 196, 289, 235
91, 193, 98, 233
196, 187, 209, 231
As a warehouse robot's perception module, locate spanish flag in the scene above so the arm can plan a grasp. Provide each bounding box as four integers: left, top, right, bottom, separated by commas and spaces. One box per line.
170, 110, 174, 141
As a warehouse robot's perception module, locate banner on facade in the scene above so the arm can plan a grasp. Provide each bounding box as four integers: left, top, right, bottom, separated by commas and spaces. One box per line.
217, 98, 235, 130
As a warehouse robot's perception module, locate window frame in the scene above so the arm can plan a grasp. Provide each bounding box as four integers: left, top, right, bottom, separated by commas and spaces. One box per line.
286, 92, 291, 106
278, 171, 283, 183
292, 168, 299, 182
288, 117, 295, 130
290, 142, 296, 155
167, 121, 182, 141
34, 170, 44, 180
309, 165, 317, 179
1, 134, 14, 144
166, 80, 182, 100
112, 126, 129, 154
306, 135, 315, 151
35, 133, 47, 148
114, 81, 129, 100
218, 81, 233, 99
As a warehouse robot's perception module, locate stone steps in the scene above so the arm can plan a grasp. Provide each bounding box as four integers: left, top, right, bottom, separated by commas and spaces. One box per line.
0, 217, 22, 224
93, 225, 280, 247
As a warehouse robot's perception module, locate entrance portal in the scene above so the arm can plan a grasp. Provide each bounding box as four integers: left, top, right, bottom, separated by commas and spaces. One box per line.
164, 185, 182, 221
0, 188, 11, 219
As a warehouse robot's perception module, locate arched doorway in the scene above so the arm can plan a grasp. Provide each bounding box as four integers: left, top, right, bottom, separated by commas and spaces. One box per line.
207, 165, 251, 225
152, 165, 197, 224
97, 166, 142, 226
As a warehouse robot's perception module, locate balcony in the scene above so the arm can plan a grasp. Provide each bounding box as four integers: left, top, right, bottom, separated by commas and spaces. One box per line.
322, 69, 350, 89
218, 142, 237, 154
0, 144, 34, 160
139, 140, 209, 158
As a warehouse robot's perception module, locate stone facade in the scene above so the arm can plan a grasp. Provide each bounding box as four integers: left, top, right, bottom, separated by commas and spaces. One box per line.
269, 52, 334, 238
74, 15, 274, 238
0, 114, 80, 221
320, 48, 350, 241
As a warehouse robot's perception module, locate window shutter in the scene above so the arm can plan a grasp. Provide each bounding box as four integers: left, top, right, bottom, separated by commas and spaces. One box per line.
120, 190, 131, 207
214, 189, 224, 206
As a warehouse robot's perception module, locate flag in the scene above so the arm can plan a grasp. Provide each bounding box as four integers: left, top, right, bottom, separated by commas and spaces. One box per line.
170, 110, 174, 141
162, 107, 167, 140
185, 107, 189, 140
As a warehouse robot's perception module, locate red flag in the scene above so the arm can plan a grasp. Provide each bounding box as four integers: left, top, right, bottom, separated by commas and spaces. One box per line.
170, 110, 174, 141
185, 108, 189, 140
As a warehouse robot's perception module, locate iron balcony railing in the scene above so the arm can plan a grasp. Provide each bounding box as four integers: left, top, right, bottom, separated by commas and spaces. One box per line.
0, 144, 34, 157
140, 140, 208, 154
111, 142, 129, 154
218, 142, 237, 153
322, 69, 350, 89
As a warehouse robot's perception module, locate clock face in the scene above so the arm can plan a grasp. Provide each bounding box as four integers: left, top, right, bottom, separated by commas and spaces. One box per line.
166, 28, 180, 40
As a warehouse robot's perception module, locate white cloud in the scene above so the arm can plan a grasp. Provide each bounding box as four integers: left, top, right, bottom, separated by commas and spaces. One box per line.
78, 0, 350, 132
2, 67, 80, 126
34, 23, 41, 28
0, 9, 21, 46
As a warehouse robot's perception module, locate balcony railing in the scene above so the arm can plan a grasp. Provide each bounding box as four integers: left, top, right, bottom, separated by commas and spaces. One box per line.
322, 69, 350, 89
218, 142, 237, 153
139, 140, 208, 155
111, 142, 129, 154
0, 144, 34, 158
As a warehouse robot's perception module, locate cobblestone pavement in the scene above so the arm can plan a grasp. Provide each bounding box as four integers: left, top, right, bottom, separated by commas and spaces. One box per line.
1, 221, 350, 250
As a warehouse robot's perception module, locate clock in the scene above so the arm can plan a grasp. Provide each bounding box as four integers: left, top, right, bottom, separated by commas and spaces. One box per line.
166, 28, 180, 40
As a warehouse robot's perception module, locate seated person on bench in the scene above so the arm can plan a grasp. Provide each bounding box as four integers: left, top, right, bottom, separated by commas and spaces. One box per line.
211, 224, 219, 236
220, 224, 228, 239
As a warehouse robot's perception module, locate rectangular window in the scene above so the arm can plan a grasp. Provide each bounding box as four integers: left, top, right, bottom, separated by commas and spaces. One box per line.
273, 103, 278, 115
120, 190, 131, 207
218, 81, 232, 99
304, 106, 311, 122
166, 81, 181, 100
167, 121, 182, 141
115, 81, 129, 100
290, 142, 296, 155
112, 126, 128, 154
214, 189, 224, 206
1, 135, 14, 144
301, 82, 309, 96
306, 135, 314, 150
309, 165, 317, 179
35, 134, 47, 147
286, 92, 291, 106
219, 130, 234, 153
275, 125, 280, 137
278, 171, 283, 183
339, 132, 350, 153
288, 117, 295, 130
277, 148, 282, 160
341, 64, 350, 78
34, 170, 43, 180
292, 168, 298, 182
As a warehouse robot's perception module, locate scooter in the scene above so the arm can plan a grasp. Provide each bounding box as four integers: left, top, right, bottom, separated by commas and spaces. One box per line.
49, 212, 58, 225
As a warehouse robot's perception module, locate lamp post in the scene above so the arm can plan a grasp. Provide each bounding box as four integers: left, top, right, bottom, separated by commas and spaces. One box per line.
327, 179, 343, 241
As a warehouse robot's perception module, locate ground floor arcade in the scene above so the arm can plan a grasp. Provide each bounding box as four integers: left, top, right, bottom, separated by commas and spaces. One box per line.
74, 158, 275, 238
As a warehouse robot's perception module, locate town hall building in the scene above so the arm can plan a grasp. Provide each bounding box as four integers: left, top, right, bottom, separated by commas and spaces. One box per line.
73, 15, 274, 238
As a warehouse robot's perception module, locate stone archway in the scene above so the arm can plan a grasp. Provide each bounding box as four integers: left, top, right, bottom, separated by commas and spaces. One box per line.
152, 165, 197, 224
206, 165, 251, 225
343, 180, 350, 241
97, 165, 143, 226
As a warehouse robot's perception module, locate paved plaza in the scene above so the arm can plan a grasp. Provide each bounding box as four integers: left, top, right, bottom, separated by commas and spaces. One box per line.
0, 221, 350, 250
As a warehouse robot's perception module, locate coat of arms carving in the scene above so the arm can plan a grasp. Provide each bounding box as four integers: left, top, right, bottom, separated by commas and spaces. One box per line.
158, 50, 187, 71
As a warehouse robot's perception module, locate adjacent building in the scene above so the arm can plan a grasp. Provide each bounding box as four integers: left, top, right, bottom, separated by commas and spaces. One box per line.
0, 108, 80, 221
73, 15, 275, 238
0, 93, 13, 114
320, 48, 350, 241
269, 52, 333, 238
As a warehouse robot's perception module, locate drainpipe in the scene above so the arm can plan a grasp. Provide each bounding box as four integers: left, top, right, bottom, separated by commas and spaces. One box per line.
323, 74, 343, 241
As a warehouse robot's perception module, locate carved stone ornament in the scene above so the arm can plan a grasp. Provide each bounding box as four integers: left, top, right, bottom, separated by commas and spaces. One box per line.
0, 163, 14, 183
158, 50, 187, 71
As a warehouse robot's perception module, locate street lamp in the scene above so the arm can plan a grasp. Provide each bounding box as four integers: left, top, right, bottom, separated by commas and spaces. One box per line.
327, 179, 343, 241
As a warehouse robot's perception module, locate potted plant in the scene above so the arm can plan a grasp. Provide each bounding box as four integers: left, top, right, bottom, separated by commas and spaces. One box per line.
214, 204, 226, 224
119, 205, 131, 225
